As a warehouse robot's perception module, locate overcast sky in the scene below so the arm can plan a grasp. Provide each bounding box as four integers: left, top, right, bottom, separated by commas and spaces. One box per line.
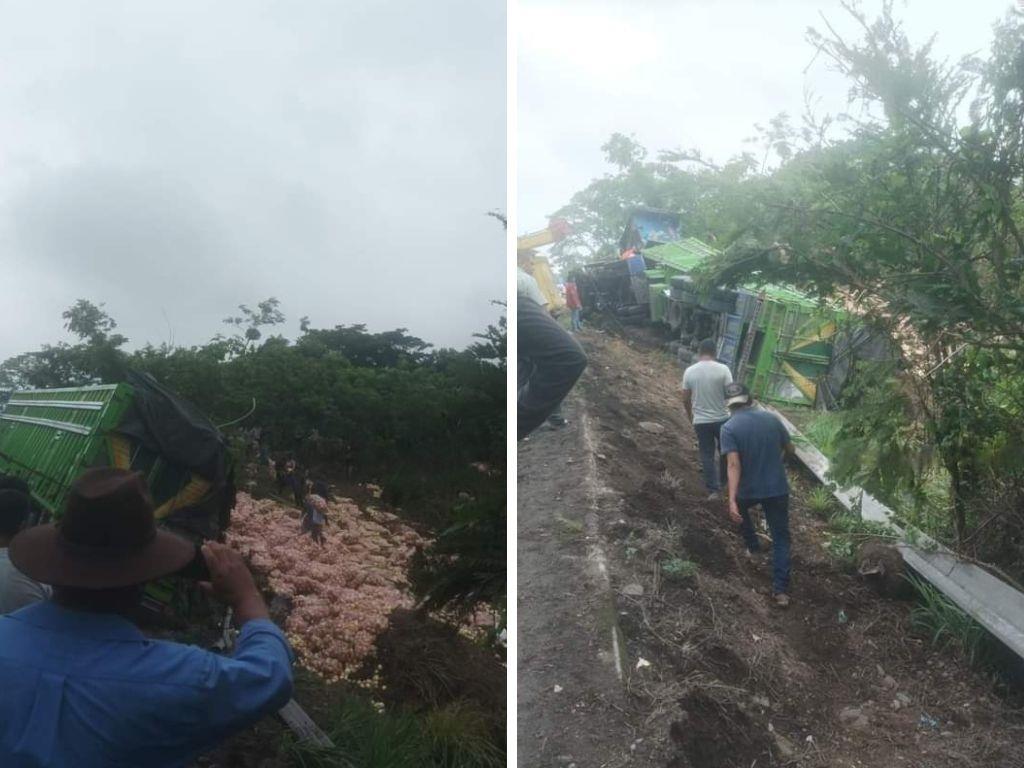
0, 0, 505, 362
519, 0, 1016, 234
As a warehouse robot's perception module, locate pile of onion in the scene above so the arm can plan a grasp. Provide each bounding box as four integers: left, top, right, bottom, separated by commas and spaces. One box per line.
227, 492, 426, 681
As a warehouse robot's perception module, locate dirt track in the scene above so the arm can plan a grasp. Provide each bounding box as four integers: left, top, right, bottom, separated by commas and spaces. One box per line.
518, 326, 1024, 768
518, 395, 636, 767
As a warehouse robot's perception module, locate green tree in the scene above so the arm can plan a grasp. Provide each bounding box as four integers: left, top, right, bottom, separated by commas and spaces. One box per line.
0, 300, 128, 388
548, 132, 773, 274
62, 300, 128, 347
704, 2, 1024, 549
297, 325, 434, 368
221, 297, 286, 353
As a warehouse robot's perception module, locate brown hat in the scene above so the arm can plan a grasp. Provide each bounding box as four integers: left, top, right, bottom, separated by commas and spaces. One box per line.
9, 468, 196, 589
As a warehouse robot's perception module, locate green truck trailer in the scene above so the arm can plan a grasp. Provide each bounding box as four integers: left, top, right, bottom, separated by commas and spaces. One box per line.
0, 372, 235, 609
643, 238, 841, 407
577, 235, 864, 409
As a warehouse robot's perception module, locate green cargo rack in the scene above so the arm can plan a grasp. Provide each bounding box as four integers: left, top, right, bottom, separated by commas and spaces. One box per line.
0, 374, 233, 539
0, 384, 135, 516
637, 239, 842, 407
0, 375, 235, 615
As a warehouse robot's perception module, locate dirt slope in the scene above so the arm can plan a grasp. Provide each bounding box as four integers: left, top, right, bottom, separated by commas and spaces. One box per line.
518, 404, 636, 767
518, 326, 1024, 768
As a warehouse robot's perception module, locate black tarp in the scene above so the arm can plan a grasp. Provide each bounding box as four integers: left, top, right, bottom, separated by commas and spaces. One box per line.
119, 371, 226, 482
117, 371, 233, 539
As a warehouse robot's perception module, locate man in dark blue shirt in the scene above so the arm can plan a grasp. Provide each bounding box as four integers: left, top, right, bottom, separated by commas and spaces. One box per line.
720, 383, 796, 607
0, 468, 294, 767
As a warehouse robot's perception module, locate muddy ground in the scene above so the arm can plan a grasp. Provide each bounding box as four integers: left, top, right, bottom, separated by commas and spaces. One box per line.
518, 325, 1024, 767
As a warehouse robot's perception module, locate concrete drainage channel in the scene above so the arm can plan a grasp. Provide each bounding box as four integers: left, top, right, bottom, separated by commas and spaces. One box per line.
767, 404, 1024, 668
579, 404, 629, 683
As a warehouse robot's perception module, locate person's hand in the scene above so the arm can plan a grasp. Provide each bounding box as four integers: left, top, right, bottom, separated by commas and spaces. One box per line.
199, 541, 269, 625
728, 498, 742, 525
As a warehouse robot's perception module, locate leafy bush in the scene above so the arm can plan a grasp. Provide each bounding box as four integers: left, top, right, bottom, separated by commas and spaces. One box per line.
410, 487, 506, 629
661, 558, 699, 582
828, 512, 891, 539
823, 534, 858, 566
0, 300, 505, 493
824, 512, 893, 567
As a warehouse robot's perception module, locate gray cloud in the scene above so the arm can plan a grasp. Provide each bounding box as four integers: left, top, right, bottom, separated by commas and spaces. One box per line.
0, 0, 506, 360
518, 0, 1012, 231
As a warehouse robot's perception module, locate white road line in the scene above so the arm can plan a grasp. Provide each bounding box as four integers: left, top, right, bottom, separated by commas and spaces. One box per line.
579, 404, 625, 682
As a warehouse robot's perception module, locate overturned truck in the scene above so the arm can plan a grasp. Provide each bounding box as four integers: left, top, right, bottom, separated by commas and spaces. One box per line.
575, 213, 889, 409
0, 371, 235, 613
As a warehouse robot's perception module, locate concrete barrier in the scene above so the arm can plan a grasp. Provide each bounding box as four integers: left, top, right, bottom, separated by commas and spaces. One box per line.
764, 405, 1024, 662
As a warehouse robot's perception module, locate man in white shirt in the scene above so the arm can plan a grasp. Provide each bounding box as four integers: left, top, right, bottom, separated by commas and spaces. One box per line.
0, 488, 51, 614
681, 338, 734, 500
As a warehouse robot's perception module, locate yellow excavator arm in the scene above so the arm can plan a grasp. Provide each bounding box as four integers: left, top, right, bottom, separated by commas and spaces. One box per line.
517, 218, 571, 251
517, 219, 572, 310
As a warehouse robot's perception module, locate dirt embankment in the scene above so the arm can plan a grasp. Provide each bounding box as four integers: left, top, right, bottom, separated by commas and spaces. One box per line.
520, 325, 1024, 767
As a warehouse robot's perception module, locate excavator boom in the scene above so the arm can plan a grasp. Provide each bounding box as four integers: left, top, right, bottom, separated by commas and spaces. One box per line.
517, 218, 571, 251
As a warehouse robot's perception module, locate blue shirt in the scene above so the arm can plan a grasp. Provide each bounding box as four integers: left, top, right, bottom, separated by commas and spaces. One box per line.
0, 601, 294, 768
720, 408, 791, 500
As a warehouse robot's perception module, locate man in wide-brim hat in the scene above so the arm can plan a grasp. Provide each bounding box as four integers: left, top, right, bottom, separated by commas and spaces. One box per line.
0, 467, 294, 768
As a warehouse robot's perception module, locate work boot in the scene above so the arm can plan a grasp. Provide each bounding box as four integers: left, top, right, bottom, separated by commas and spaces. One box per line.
773, 593, 791, 608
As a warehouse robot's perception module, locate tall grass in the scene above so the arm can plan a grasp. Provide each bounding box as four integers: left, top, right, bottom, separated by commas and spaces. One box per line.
907, 575, 990, 667
805, 486, 836, 517
420, 701, 505, 768
283, 697, 504, 768
802, 411, 844, 458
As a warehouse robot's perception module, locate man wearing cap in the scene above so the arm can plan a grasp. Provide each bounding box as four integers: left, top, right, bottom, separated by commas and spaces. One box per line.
719, 383, 796, 607
0, 487, 51, 614
0, 467, 294, 767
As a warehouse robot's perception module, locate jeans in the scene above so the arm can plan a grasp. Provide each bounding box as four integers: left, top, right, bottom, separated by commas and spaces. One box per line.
738, 494, 791, 594
694, 420, 729, 492
570, 308, 582, 331
517, 296, 587, 439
